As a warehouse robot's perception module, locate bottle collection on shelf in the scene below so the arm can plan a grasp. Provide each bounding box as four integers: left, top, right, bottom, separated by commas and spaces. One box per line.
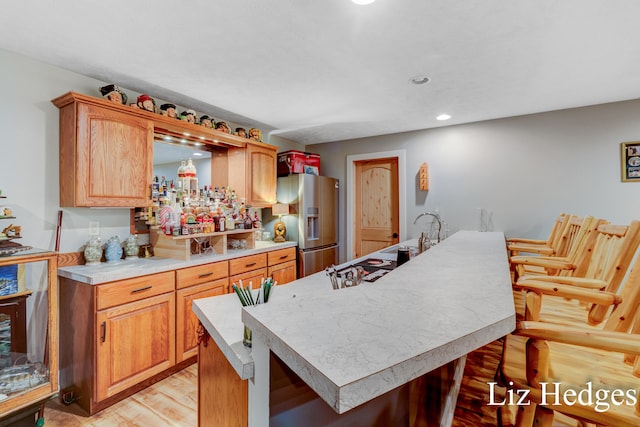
150, 159, 262, 237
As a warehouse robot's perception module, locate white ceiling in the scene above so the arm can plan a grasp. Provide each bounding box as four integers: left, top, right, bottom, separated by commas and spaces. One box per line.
2, 1, 640, 145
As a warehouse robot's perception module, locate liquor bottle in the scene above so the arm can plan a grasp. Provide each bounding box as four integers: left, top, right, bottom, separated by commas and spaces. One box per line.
213, 209, 221, 232
243, 212, 253, 229
226, 213, 234, 232
217, 208, 226, 232
185, 158, 197, 177
253, 212, 261, 229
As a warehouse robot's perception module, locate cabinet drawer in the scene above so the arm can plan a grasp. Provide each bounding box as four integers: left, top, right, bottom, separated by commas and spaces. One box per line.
176, 261, 228, 289
268, 247, 296, 266
229, 253, 267, 276
96, 271, 175, 310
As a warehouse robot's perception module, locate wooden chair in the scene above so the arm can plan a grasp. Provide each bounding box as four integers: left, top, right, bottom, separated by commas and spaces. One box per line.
514, 220, 640, 324
498, 221, 640, 426
507, 213, 570, 257
499, 318, 640, 426
509, 216, 606, 281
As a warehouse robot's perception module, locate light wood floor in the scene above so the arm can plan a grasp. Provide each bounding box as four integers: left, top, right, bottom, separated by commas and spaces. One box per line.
43, 365, 197, 426
43, 342, 577, 426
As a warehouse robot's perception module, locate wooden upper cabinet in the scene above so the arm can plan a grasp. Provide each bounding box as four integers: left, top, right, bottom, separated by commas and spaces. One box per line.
53, 91, 277, 209
54, 93, 153, 207
228, 142, 277, 207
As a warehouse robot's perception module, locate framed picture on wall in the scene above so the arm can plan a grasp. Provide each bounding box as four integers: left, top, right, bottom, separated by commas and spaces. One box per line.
621, 142, 640, 182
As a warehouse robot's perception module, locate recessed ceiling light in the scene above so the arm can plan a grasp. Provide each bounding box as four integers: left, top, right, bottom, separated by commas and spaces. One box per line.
410, 75, 430, 85
352, 0, 375, 5
193, 152, 203, 157
436, 114, 451, 121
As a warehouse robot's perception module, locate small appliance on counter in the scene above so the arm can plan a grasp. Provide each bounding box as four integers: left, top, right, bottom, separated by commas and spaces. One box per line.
276, 174, 339, 277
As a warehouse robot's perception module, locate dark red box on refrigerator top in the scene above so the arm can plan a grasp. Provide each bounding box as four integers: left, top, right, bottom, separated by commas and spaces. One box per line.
277, 150, 321, 176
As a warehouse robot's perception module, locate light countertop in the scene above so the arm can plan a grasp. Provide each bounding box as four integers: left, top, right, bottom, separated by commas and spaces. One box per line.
193, 231, 515, 413
57, 240, 297, 284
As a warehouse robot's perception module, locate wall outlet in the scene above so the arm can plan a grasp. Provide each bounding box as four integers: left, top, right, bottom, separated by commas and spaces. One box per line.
89, 221, 100, 236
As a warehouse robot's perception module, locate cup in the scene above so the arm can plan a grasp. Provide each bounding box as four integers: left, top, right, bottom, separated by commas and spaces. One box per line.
397, 246, 411, 266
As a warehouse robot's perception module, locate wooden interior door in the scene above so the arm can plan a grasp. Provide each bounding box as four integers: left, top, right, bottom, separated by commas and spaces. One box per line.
354, 157, 399, 258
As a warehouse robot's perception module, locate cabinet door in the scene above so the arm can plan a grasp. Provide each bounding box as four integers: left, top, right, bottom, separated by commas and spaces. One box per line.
95, 292, 175, 401
72, 103, 153, 207
268, 260, 297, 285
246, 144, 277, 207
176, 278, 228, 362
230, 268, 268, 290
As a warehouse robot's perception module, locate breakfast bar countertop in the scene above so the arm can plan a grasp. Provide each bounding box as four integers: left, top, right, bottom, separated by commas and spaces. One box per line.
193, 231, 515, 413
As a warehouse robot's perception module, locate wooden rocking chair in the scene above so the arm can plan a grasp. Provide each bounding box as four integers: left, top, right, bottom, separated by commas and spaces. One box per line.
507, 213, 570, 257
509, 216, 606, 281
514, 221, 640, 324
498, 221, 640, 426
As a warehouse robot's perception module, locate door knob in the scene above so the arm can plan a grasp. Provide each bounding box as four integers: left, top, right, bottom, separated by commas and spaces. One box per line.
392, 233, 398, 238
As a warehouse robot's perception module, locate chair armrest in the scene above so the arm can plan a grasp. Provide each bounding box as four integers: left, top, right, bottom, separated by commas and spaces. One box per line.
508, 243, 555, 256
510, 255, 574, 271
516, 276, 607, 290
507, 238, 548, 245
513, 280, 620, 306
516, 321, 640, 356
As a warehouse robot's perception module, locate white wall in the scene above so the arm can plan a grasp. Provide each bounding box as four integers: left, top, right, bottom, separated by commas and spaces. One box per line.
308, 100, 640, 262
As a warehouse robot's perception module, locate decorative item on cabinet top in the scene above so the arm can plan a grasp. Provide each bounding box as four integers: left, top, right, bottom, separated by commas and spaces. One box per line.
0, 193, 32, 256
419, 162, 429, 191
96, 84, 264, 138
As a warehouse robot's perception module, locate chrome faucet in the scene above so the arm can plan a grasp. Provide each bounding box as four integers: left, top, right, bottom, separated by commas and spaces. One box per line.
413, 211, 442, 243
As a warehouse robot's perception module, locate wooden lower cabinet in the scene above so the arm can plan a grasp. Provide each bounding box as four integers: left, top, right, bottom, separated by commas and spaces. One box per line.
58, 246, 296, 416
96, 292, 175, 401
176, 278, 228, 362
59, 271, 177, 415
268, 260, 296, 285
267, 247, 297, 284
229, 253, 268, 289
230, 268, 268, 289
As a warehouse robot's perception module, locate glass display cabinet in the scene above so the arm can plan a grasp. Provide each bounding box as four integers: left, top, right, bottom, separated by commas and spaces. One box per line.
0, 250, 57, 424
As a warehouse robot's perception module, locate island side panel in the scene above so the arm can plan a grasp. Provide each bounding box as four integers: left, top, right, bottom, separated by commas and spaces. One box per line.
198, 336, 248, 427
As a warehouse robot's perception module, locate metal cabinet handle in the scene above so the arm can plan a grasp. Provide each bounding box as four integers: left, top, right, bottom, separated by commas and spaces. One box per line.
101, 321, 106, 342
131, 285, 152, 294
279, 255, 289, 260
0, 302, 18, 308
198, 272, 214, 278
245, 262, 257, 267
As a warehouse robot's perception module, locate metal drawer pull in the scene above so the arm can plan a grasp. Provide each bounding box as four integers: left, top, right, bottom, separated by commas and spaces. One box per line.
245, 262, 257, 267
199, 272, 214, 278
131, 285, 152, 293
0, 302, 18, 308
279, 255, 289, 259
101, 321, 106, 342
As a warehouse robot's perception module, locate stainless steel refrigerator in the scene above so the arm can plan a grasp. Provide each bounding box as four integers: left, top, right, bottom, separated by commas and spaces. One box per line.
277, 174, 339, 277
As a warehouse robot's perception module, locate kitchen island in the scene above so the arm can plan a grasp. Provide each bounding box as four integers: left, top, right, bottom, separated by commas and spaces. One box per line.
193, 231, 515, 426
